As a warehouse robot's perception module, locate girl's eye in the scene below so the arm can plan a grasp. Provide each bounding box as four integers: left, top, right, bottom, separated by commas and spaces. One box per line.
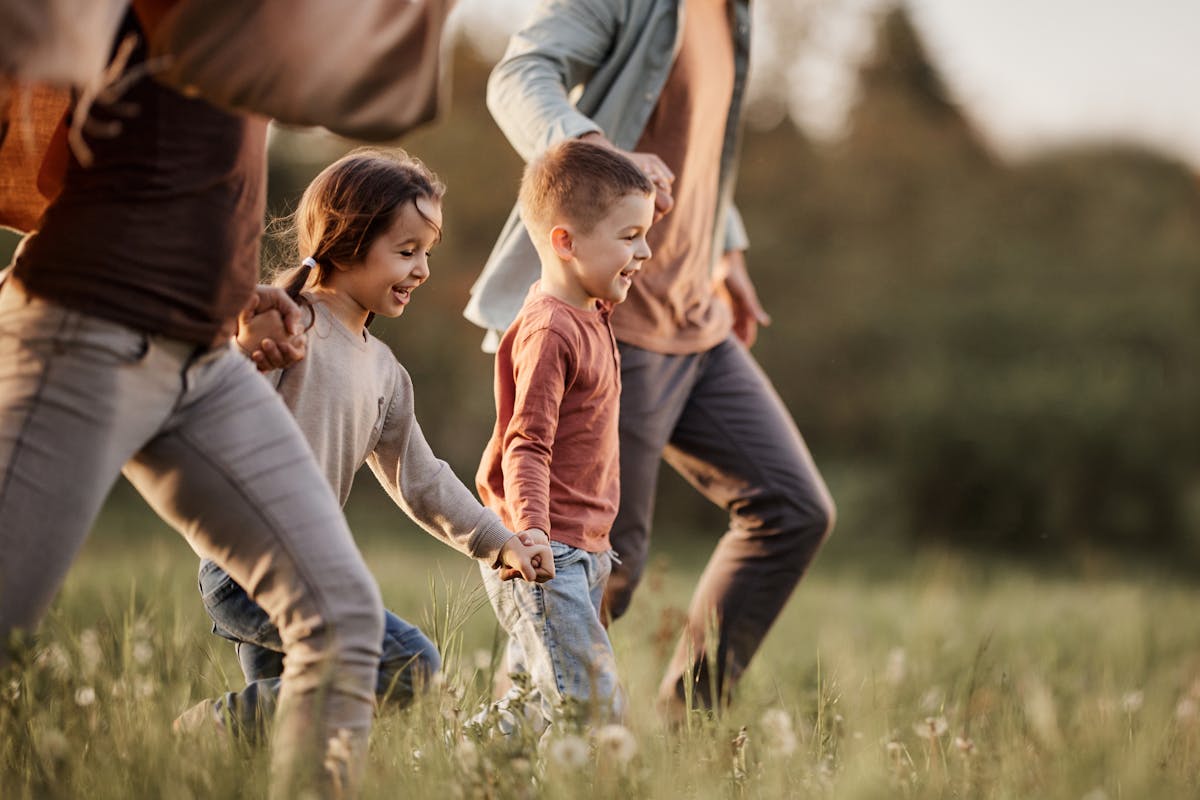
399, 250, 415, 258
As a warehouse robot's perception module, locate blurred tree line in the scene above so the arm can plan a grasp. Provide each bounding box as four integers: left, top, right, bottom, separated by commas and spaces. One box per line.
5, 7, 1198, 566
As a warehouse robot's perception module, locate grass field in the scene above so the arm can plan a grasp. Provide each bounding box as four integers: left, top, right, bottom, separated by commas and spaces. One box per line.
3, 482, 1200, 800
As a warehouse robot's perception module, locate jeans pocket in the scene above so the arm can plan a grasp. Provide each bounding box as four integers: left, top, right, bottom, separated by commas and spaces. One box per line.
64, 316, 150, 364
550, 541, 586, 570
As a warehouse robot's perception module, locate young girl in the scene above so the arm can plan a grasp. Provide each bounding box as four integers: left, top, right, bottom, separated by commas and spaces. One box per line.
178, 149, 554, 735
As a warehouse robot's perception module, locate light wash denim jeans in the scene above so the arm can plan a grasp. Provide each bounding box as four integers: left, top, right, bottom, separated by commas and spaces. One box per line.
479, 541, 623, 729
197, 558, 440, 736
0, 276, 382, 797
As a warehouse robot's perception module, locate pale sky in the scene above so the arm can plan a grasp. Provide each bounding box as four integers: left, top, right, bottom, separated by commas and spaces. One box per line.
451, 0, 1200, 169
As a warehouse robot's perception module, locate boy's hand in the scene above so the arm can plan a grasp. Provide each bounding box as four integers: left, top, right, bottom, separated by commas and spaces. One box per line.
236, 287, 307, 371
497, 530, 555, 583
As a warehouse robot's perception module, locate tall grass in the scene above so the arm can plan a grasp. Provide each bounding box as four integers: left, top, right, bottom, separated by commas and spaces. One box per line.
3, 507, 1199, 799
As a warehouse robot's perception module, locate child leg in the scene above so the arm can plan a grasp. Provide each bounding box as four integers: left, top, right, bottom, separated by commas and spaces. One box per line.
480, 542, 622, 728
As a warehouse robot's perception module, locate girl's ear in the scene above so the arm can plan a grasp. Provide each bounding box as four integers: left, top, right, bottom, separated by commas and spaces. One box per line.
550, 225, 574, 260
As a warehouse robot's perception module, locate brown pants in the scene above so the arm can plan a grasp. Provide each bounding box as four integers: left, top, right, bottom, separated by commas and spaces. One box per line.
0, 277, 382, 798
606, 337, 835, 709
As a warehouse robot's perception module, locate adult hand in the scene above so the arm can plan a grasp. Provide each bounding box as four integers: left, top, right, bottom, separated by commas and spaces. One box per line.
236, 287, 307, 371
579, 132, 675, 220
716, 250, 771, 348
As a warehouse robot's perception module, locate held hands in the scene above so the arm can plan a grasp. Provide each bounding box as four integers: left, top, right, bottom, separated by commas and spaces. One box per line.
236, 286, 308, 371
715, 249, 771, 348
497, 528, 555, 583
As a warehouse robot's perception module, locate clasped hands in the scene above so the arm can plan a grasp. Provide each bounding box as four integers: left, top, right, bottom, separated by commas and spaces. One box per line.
497, 528, 555, 583
236, 286, 308, 371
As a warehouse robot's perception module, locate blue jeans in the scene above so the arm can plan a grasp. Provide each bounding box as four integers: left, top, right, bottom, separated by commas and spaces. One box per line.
478, 541, 622, 729
198, 558, 439, 735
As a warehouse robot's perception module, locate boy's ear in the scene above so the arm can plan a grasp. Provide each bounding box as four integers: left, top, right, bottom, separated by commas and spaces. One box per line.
549, 225, 574, 260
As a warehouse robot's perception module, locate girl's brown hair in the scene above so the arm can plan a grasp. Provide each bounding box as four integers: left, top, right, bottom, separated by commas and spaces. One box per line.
276, 148, 445, 313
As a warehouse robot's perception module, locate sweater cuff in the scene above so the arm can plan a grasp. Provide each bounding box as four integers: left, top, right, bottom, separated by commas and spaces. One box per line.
470, 511, 517, 566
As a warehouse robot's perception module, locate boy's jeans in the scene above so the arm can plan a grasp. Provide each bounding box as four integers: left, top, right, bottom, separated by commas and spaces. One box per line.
198, 558, 439, 734
479, 541, 623, 727
0, 276, 382, 798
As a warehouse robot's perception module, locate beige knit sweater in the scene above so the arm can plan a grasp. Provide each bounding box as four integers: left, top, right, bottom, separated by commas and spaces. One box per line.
270, 299, 513, 564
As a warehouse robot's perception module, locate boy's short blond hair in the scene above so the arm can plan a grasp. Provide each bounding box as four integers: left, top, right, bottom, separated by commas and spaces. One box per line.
519, 139, 654, 238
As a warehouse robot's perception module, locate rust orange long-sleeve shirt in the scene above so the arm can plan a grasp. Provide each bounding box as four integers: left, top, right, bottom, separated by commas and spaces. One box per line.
477, 284, 621, 553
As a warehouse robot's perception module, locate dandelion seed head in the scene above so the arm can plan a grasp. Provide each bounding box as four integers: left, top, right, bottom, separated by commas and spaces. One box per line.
1121, 690, 1144, 714
79, 629, 103, 674
593, 724, 638, 765
1175, 697, 1198, 722
133, 640, 154, 666
548, 734, 589, 769
912, 716, 948, 739
953, 735, 975, 756
75, 686, 96, 707
472, 649, 492, 672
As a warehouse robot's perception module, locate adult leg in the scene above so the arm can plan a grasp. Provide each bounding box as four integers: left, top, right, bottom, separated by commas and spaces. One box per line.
0, 283, 172, 655
124, 348, 383, 799
603, 344, 701, 622
659, 337, 835, 709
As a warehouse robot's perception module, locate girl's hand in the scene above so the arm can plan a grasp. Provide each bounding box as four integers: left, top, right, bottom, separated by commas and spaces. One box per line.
497, 530, 555, 583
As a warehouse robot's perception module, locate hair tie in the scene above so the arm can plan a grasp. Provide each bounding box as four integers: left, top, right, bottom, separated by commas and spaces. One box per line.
302, 256, 318, 269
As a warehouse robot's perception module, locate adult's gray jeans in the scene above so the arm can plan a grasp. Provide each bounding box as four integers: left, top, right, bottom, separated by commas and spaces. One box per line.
606, 336, 836, 710
0, 277, 383, 798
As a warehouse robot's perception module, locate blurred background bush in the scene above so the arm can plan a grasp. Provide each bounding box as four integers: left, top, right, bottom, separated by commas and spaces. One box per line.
4, 6, 1198, 568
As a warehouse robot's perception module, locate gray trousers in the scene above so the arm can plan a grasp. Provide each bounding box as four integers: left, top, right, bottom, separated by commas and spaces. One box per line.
0, 277, 383, 798
606, 336, 835, 709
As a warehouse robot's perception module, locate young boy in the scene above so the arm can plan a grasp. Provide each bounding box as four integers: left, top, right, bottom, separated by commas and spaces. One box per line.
476, 139, 655, 729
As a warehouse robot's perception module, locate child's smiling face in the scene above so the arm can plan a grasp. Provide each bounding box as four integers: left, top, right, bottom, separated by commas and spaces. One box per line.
329, 195, 442, 320
560, 191, 654, 307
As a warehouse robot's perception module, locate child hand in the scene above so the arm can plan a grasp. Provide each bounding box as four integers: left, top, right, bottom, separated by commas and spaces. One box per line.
497, 531, 555, 583
236, 288, 307, 371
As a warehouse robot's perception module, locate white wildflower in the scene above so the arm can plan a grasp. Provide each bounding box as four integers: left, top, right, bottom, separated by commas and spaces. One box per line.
912, 716, 948, 740
79, 629, 103, 675
75, 686, 96, 707
593, 724, 638, 766
547, 734, 589, 769
132, 640, 154, 666
759, 708, 798, 756
1175, 697, 1198, 722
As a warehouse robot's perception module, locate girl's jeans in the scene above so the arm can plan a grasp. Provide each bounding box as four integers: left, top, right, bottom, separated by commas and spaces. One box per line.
479, 541, 623, 729
198, 558, 439, 733
0, 276, 383, 798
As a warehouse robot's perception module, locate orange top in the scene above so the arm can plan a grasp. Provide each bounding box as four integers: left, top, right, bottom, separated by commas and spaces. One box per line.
610, 0, 736, 354
477, 285, 621, 553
